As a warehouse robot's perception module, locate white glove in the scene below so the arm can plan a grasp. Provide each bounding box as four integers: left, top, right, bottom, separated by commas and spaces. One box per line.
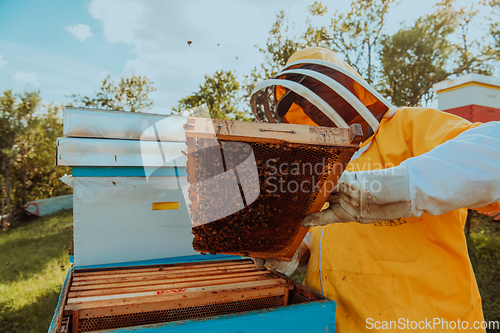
252, 235, 310, 276
253, 250, 299, 276
302, 165, 411, 226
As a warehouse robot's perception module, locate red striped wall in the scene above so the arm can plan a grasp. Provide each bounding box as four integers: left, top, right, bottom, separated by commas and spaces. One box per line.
443, 104, 500, 123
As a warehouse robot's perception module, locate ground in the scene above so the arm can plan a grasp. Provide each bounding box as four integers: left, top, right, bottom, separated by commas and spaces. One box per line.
0, 210, 72, 333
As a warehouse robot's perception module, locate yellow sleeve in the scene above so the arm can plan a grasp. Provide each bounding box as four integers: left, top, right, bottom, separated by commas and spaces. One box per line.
394, 107, 483, 156
473, 202, 500, 213
388, 107, 499, 213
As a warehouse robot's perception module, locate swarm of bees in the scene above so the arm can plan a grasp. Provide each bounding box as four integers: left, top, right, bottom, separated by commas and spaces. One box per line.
187, 138, 341, 256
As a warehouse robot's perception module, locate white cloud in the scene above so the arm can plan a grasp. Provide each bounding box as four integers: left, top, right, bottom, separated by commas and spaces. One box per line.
12, 71, 39, 86
0, 55, 7, 67
89, 0, 144, 44
87, 0, 291, 111
65, 23, 94, 42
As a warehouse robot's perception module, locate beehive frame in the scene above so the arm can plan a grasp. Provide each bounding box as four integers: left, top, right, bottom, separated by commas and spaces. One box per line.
60, 259, 324, 332
184, 118, 362, 260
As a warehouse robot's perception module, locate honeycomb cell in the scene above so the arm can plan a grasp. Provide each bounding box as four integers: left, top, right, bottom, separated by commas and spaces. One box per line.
189, 139, 341, 256
78, 295, 284, 332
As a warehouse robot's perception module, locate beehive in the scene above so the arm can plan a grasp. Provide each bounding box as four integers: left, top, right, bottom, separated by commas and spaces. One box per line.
184, 118, 362, 260
61, 259, 328, 332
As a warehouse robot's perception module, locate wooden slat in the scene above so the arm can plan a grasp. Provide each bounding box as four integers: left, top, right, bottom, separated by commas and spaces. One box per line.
70, 269, 271, 292
65, 284, 290, 318
71, 310, 79, 333
68, 273, 275, 298
72, 263, 257, 282
283, 285, 289, 306
185, 117, 358, 148
60, 316, 69, 333
186, 137, 199, 206
71, 266, 260, 288
73, 259, 253, 278
66, 279, 287, 306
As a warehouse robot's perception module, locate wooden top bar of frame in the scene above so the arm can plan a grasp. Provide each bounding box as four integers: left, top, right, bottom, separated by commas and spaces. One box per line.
66, 278, 288, 304
68, 271, 274, 297
72, 259, 254, 278
184, 117, 363, 147
63, 260, 293, 320
65, 284, 290, 318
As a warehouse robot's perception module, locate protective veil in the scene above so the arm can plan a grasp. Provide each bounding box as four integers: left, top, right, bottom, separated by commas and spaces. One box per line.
251, 47, 500, 332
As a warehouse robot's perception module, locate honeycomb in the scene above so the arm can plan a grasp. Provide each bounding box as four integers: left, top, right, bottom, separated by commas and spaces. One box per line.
187, 138, 341, 257
78, 295, 284, 332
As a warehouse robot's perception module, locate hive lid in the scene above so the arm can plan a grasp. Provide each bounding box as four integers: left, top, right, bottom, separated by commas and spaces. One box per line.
184, 117, 362, 260
63, 107, 187, 142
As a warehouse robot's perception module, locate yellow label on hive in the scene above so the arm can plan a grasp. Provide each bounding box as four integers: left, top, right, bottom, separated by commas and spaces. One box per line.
152, 202, 179, 210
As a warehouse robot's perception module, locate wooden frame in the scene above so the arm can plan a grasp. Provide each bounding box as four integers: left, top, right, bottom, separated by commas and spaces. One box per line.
63, 259, 300, 332
183, 117, 362, 147
184, 118, 362, 260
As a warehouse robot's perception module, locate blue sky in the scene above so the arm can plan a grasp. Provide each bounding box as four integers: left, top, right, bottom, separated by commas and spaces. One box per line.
0, 0, 485, 114
0, 0, 131, 106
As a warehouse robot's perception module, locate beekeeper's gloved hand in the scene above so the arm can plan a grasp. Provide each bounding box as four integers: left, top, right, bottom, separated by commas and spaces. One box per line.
252, 234, 310, 276
302, 165, 411, 226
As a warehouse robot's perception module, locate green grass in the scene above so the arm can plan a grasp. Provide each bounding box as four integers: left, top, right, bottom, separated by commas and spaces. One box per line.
0, 210, 73, 333
468, 210, 500, 333
470, 210, 500, 237
468, 234, 500, 333
289, 267, 306, 285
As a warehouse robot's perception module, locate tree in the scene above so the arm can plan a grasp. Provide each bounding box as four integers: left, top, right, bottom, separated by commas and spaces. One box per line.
379, 0, 456, 106
0, 90, 16, 223
0, 90, 70, 227
379, 22, 451, 106
70, 75, 156, 112
241, 0, 395, 110
12, 91, 42, 208
379, 0, 493, 106
485, 0, 500, 61
241, 11, 304, 114
256, 11, 304, 80
23, 103, 71, 201
305, 0, 397, 85
0, 90, 42, 219
452, 5, 492, 76
173, 70, 253, 121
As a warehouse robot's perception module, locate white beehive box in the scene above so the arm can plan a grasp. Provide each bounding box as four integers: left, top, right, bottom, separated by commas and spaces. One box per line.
56, 107, 201, 268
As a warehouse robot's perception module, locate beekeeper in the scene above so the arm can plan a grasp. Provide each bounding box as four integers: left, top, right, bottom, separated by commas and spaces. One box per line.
250, 47, 500, 332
